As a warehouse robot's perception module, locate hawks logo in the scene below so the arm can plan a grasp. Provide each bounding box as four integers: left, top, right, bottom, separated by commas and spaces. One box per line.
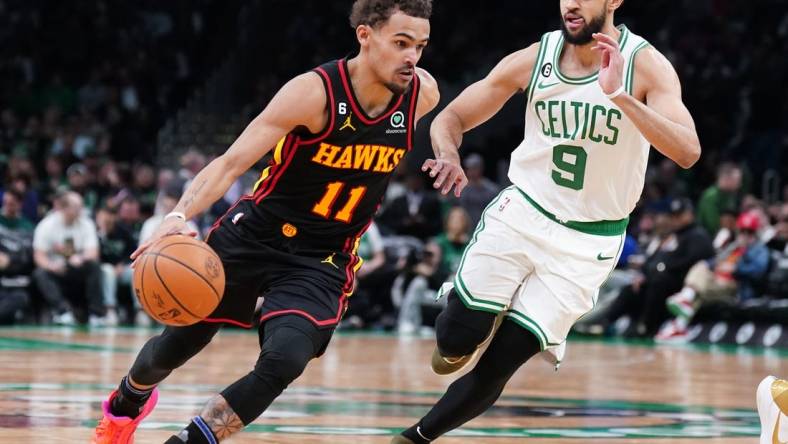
311, 143, 405, 173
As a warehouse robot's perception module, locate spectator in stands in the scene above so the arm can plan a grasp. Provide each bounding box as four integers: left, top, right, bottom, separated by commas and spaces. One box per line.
766, 204, 788, 254
657, 211, 771, 341
132, 163, 158, 214
712, 208, 740, 250
0, 189, 35, 324
394, 206, 470, 333
378, 171, 442, 241
579, 207, 672, 334
96, 205, 136, 326
66, 163, 98, 212
32, 191, 104, 325
2, 172, 40, 223
604, 198, 715, 337
40, 154, 66, 206
117, 196, 142, 242
697, 163, 742, 236
459, 153, 499, 229
177, 149, 207, 190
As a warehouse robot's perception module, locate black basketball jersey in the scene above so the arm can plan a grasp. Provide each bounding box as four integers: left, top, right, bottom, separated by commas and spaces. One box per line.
219, 58, 420, 255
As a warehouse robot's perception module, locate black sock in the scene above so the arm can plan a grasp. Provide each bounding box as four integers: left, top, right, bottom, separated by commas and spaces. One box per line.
401, 420, 432, 443
166, 417, 218, 443
109, 376, 154, 419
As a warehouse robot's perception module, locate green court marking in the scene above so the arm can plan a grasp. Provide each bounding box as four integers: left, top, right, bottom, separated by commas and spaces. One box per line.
0, 382, 757, 415
1, 382, 760, 438
0, 336, 133, 353
74, 421, 760, 439
0, 325, 786, 358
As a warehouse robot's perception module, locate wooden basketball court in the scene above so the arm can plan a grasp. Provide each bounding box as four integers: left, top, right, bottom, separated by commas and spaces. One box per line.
0, 325, 781, 443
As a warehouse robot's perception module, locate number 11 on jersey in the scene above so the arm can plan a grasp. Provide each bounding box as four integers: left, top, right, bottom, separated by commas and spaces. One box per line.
312, 181, 367, 223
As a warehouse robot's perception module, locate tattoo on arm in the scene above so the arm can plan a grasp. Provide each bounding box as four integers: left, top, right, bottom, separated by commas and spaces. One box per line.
200, 395, 244, 440
182, 179, 207, 211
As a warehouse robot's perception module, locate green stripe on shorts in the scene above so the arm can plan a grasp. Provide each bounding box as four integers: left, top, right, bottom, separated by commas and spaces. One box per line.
453, 189, 512, 314
508, 309, 561, 349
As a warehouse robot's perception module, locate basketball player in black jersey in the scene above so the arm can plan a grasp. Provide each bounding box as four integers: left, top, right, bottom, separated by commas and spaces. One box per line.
91, 1, 458, 443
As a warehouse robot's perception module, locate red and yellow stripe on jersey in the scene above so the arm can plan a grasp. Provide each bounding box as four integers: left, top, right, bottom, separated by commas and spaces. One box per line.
252, 135, 288, 193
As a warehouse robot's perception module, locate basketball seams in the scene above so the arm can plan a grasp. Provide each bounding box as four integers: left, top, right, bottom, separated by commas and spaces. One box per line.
152, 246, 223, 302
151, 253, 202, 321
137, 251, 156, 321
156, 240, 221, 256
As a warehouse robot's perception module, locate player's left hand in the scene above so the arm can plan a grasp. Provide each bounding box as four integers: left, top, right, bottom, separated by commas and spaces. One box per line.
422, 156, 468, 197
592, 32, 625, 96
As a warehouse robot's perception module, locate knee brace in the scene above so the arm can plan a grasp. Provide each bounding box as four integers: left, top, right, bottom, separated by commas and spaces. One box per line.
435, 289, 496, 357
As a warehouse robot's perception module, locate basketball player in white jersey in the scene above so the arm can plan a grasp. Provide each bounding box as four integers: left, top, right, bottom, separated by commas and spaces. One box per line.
392, 1, 701, 442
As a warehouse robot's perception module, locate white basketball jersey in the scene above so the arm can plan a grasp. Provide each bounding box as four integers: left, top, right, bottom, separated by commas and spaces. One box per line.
508, 25, 651, 222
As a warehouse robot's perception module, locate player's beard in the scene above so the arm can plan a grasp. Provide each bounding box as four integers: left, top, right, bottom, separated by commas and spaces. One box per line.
560, 9, 607, 45
384, 81, 409, 96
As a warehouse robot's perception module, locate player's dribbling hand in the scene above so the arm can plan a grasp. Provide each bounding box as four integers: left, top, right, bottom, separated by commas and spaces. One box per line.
422, 156, 468, 197
130, 217, 197, 264
592, 32, 625, 96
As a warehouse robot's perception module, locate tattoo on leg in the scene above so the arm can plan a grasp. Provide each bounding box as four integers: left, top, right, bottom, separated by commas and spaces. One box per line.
200, 395, 244, 440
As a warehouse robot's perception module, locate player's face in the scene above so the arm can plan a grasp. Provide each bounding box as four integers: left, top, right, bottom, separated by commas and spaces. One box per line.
560, 0, 608, 45
364, 11, 430, 95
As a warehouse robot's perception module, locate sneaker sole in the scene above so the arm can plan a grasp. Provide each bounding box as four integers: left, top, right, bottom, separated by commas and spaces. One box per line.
431, 311, 506, 375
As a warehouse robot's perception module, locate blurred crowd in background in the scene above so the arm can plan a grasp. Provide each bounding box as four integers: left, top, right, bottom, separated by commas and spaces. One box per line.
0, 1, 786, 342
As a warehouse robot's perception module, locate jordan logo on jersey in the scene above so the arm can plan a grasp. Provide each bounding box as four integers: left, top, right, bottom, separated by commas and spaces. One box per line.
321, 253, 339, 269
340, 113, 356, 132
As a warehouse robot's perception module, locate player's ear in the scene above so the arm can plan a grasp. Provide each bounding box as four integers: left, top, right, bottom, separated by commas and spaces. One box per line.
609, 0, 624, 12
356, 24, 372, 48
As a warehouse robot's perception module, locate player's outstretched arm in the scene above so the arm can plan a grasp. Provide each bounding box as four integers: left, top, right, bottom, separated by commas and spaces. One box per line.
425, 43, 539, 196
593, 32, 701, 169
131, 72, 328, 260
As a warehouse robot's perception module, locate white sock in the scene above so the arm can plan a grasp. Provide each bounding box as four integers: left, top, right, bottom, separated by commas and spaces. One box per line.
679, 287, 696, 301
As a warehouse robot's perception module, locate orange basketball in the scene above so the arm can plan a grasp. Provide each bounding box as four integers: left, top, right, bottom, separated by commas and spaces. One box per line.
133, 235, 225, 326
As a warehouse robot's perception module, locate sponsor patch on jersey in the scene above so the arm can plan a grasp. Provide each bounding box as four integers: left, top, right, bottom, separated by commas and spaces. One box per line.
390, 111, 405, 128
386, 111, 407, 134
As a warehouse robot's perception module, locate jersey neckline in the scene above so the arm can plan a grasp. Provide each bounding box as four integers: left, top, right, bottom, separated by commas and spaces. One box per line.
338, 58, 406, 125
553, 25, 630, 85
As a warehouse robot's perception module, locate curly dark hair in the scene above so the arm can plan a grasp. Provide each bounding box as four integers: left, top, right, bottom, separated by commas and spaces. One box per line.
349, 0, 432, 28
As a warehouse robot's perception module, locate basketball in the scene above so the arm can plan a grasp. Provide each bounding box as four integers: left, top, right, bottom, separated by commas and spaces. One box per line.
132, 235, 225, 326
